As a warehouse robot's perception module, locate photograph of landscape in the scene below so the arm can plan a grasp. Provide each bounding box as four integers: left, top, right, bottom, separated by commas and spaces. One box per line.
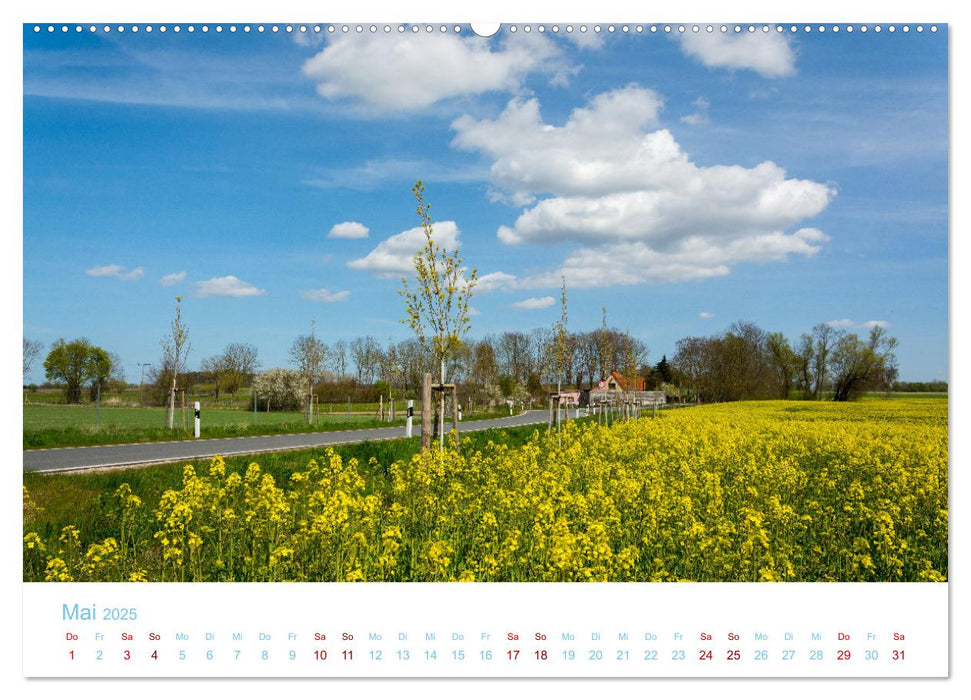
22, 23, 947, 583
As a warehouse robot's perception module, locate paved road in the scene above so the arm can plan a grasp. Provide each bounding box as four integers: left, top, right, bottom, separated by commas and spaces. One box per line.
23, 410, 550, 474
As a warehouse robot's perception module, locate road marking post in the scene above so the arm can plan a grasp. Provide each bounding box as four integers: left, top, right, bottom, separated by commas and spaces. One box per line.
194, 401, 201, 438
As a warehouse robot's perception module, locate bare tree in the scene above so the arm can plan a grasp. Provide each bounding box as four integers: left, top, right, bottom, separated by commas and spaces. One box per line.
204, 343, 260, 400
350, 336, 382, 385
575, 331, 599, 388
811, 323, 840, 399
395, 338, 427, 393
222, 342, 260, 395
380, 337, 402, 392
529, 327, 551, 384
200, 355, 226, 401
399, 180, 477, 449
331, 339, 348, 378
620, 331, 645, 410
795, 333, 815, 398
23, 338, 43, 381
766, 331, 798, 399
161, 296, 191, 429
470, 338, 499, 389
673, 336, 708, 403
597, 306, 614, 380
289, 321, 328, 422
497, 331, 530, 383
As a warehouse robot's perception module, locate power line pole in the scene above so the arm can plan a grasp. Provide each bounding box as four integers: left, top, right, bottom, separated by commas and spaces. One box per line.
137, 362, 151, 407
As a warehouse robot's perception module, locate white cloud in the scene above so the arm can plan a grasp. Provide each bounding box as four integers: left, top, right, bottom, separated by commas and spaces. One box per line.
563, 27, 605, 50
300, 288, 351, 303
452, 86, 834, 287
677, 30, 797, 78
86, 264, 144, 281
511, 296, 555, 310
26, 44, 322, 113
475, 271, 517, 294
452, 86, 665, 204
160, 272, 187, 286
827, 319, 892, 331
302, 33, 563, 111
468, 306, 481, 317
348, 221, 460, 278
699, 311, 715, 319
328, 221, 370, 239
681, 96, 710, 125
194, 276, 266, 298
304, 158, 488, 190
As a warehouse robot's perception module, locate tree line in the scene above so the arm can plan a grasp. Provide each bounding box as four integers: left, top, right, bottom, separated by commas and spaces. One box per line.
27, 316, 909, 409
672, 321, 901, 402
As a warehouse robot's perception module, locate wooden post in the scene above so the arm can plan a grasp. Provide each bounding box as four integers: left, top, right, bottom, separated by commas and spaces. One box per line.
421, 372, 432, 452
452, 391, 459, 450
379, 394, 384, 421
432, 390, 441, 449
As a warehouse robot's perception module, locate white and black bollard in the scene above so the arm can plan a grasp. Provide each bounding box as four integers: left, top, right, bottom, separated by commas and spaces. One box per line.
194, 401, 201, 438
406, 399, 414, 438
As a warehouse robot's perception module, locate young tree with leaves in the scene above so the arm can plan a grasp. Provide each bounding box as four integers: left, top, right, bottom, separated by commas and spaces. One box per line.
399, 180, 477, 449
161, 296, 191, 429
597, 306, 614, 381
551, 277, 570, 392
548, 276, 571, 433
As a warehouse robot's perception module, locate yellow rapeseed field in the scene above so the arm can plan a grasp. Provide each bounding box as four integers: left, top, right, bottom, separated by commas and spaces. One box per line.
23, 399, 947, 582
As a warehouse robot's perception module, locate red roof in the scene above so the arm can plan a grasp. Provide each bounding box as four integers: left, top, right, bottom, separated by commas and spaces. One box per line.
607, 371, 645, 391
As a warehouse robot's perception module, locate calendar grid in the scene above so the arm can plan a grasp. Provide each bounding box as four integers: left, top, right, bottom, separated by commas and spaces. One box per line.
24, 582, 948, 678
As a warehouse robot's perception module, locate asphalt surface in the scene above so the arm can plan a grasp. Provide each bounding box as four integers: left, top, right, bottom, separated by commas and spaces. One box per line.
23, 410, 551, 474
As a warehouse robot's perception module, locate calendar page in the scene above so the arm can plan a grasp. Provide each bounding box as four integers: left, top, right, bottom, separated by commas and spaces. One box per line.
13, 0, 960, 694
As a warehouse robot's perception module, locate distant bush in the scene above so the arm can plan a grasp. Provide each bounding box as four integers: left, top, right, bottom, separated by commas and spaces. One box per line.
893, 380, 948, 393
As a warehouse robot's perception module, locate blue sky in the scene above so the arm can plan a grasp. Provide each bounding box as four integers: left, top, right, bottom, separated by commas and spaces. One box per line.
22, 23, 948, 383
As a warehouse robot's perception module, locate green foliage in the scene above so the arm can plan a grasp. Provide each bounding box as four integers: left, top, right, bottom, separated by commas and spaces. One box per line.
399, 180, 477, 375
654, 355, 672, 384
42, 338, 113, 404
831, 326, 899, 401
